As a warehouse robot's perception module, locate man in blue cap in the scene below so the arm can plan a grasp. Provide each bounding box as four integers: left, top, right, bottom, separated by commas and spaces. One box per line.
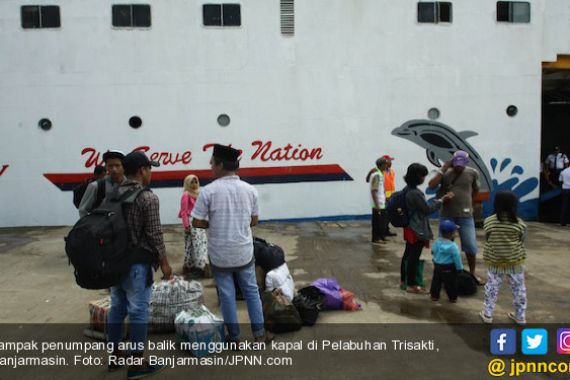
428, 150, 482, 283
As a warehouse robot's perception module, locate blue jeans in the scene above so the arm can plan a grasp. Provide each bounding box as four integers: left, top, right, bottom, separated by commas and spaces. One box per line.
213, 263, 265, 340
107, 264, 152, 353
440, 217, 478, 255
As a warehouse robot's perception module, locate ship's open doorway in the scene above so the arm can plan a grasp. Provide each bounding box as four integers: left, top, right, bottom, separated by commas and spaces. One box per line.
541, 55, 570, 222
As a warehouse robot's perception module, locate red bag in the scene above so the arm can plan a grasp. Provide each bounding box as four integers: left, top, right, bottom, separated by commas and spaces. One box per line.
340, 289, 362, 311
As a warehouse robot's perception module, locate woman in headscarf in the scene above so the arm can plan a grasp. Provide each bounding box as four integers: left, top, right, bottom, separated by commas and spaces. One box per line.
179, 174, 209, 277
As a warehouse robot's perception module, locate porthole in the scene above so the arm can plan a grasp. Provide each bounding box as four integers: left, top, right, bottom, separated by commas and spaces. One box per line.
428, 108, 440, 120
38, 118, 52, 131
506, 105, 518, 117
217, 114, 231, 127
129, 116, 143, 129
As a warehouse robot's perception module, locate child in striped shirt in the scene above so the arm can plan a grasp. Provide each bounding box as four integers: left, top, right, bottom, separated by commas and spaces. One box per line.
479, 191, 528, 325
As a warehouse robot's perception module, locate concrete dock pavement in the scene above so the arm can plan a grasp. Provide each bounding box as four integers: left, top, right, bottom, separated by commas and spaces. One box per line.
0, 220, 569, 324
1, 221, 569, 380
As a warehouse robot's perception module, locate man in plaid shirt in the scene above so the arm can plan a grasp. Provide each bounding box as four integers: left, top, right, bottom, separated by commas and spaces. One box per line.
107, 151, 173, 379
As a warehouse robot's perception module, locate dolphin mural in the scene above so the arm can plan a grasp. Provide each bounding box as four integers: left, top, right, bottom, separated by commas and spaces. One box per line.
391, 119, 493, 193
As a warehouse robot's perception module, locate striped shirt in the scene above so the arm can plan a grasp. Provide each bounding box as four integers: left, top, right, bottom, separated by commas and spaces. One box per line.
483, 214, 527, 274
192, 175, 259, 269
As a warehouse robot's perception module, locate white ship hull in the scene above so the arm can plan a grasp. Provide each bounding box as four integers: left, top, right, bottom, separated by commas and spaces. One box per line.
2, 0, 570, 227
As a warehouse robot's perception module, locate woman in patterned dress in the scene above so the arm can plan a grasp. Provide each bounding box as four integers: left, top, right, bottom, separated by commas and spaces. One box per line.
179, 174, 209, 277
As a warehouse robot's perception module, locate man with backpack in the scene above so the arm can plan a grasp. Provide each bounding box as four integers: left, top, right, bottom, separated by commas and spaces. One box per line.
73, 165, 106, 209
106, 151, 173, 379
78, 150, 126, 218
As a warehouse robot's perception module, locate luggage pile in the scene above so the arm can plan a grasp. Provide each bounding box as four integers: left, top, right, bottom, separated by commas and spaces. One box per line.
84, 276, 208, 339
149, 276, 203, 332
175, 305, 225, 357
255, 237, 362, 334
83, 237, 363, 347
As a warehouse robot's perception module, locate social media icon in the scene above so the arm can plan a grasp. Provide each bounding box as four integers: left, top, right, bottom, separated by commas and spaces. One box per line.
557, 329, 570, 354
491, 329, 516, 355
522, 329, 548, 355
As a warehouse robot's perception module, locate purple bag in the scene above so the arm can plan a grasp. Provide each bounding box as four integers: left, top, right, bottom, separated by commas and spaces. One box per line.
311, 278, 343, 310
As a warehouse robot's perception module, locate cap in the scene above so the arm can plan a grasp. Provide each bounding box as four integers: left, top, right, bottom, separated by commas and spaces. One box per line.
440, 219, 460, 234
102, 150, 125, 162
382, 154, 395, 161
451, 150, 469, 167
123, 151, 160, 173
212, 144, 241, 162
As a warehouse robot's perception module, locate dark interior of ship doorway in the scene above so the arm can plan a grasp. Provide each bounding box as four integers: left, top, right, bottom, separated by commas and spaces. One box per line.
541, 55, 570, 222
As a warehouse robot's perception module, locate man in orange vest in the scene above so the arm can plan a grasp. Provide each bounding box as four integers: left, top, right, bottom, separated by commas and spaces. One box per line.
366, 154, 397, 236
382, 155, 397, 236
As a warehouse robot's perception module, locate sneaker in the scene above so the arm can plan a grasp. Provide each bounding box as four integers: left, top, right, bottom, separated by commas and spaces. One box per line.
430, 296, 439, 302
127, 364, 166, 380
479, 310, 493, 324
507, 312, 526, 325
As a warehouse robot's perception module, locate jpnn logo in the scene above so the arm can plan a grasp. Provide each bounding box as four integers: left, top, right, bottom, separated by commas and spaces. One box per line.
522, 329, 548, 355
491, 329, 516, 355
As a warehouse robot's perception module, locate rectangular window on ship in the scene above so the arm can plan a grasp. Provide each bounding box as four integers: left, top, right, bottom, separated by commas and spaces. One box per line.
203, 4, 241, 27
497, 1, 530, 23
417, 2, 452, 24
21, 5, 60, 29
112, 4, 151, 28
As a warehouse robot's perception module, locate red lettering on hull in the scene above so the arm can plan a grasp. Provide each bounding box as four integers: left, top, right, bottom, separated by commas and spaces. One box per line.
250, 140, 323, 162
0, 164, 8, 177
82, 146, 192, 168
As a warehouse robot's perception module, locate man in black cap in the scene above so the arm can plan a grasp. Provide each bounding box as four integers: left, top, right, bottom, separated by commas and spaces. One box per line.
192, 144, 272, 344
107, 151, 173, 379
78, 150, 126, 218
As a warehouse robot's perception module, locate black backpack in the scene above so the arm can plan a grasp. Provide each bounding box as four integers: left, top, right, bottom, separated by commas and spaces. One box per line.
386, 187, 410, 228
253, 237, 285, 272
65, 186, 145, 289
457, 270, 478, 296
73, 178, 106, 209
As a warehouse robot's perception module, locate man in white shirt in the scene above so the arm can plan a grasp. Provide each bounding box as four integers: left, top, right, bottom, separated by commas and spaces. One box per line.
545, 146, 569, 186
559, 163, 570, 226
192, 144, 271, 344
370, 157, 389, 244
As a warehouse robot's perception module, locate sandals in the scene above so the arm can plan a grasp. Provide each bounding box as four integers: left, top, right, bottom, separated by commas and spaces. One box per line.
406, 286, 428, 294
479, 311, 493, 324
475, 276, 486, 286
508, 312, 526, 325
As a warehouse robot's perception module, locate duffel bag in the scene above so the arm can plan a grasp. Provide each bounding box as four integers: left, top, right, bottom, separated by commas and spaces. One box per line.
292, 286, 325, 326
261, 289, 302, 334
